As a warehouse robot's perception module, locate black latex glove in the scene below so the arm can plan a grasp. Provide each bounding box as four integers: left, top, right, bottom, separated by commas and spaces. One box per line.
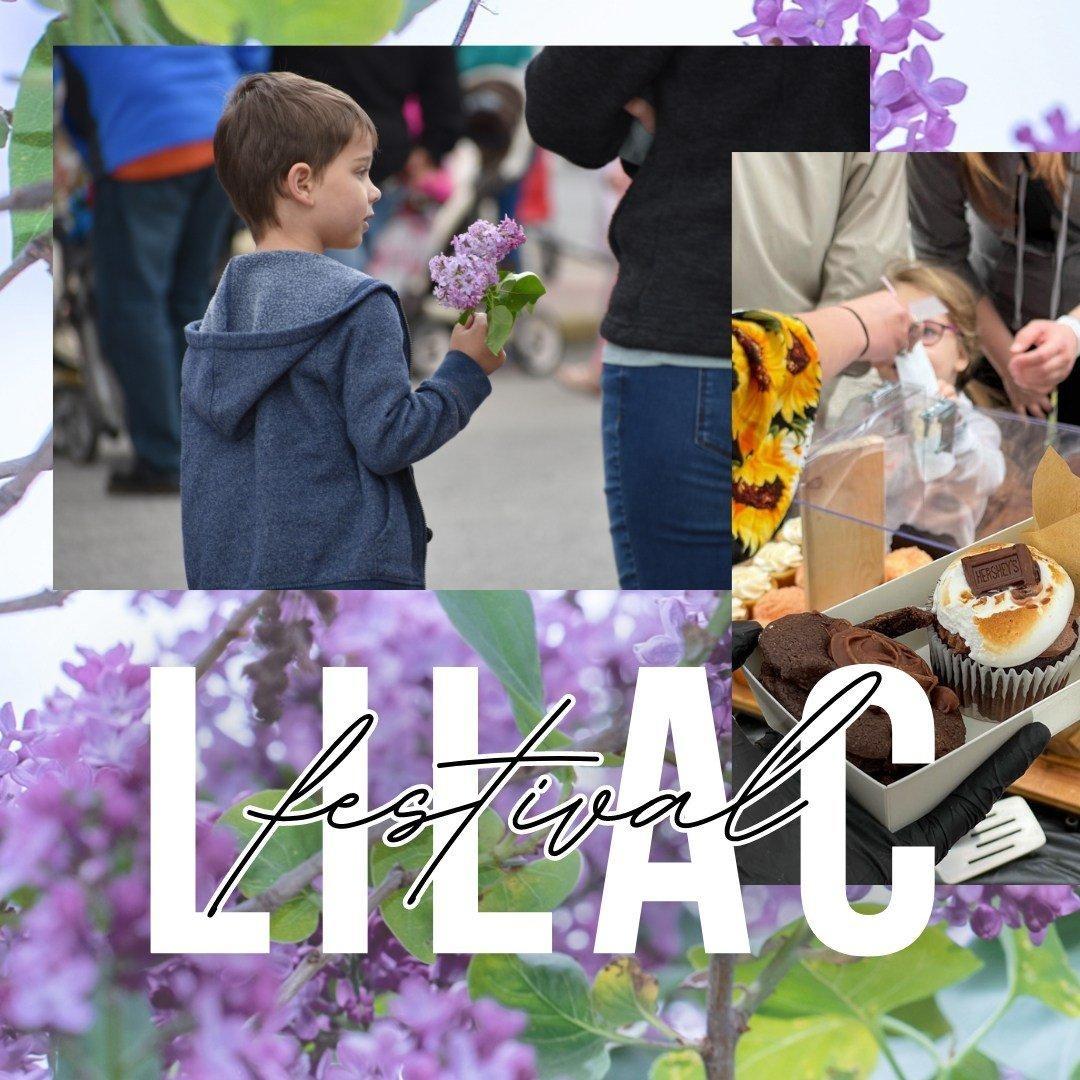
732, 620, 762, 671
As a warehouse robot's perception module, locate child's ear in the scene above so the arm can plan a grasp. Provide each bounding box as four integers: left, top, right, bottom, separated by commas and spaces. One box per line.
285, 162, 316, 207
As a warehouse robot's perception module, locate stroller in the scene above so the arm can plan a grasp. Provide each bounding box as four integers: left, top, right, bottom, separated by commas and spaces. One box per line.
368, 65, 565, 379
53, 189, 125, 464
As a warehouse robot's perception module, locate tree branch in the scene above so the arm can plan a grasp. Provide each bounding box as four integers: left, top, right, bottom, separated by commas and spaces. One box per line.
0, 588, 74, 616
703, 955, 737, 1080
235, 850, 323, 913
194, 591, 276, 680
0, 429, 52, 521
0, 181, 52, 213
0, 232, 51, 293
453, 0, 482, 44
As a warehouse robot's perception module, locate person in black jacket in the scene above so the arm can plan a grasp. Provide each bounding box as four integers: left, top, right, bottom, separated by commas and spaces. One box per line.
272, 47, 464, 266
524, 46, 870, 589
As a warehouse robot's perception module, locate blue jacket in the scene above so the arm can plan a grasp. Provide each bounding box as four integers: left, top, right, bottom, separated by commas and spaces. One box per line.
60, 46, 267, 174
181, 251, 491, 589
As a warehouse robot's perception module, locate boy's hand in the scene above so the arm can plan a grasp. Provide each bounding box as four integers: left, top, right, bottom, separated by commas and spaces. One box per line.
451, 313, 506, 376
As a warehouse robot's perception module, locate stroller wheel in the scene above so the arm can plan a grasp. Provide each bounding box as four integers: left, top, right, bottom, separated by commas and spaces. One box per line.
509, 311, 565, 378
410, 323, 453, 379
55, 384, 100, 464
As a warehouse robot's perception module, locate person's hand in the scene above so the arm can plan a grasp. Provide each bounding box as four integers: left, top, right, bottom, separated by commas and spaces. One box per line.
1002, 368, 1054, 419
732, 704, 1051, 885
1009, 318, 1080, 395
843, 289, 917, 363
451, 312, 506, 375
623, 96, 656, 134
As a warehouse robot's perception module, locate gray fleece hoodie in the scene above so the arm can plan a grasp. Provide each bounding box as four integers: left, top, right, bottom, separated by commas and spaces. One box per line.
181, 251, 491, 589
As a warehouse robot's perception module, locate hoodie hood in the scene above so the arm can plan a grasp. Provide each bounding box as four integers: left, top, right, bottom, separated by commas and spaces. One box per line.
184, 251, 389, 438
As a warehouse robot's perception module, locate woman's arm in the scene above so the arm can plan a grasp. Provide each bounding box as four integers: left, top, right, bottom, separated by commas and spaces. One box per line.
524, 47, 672, 169
798, 290, 914, 381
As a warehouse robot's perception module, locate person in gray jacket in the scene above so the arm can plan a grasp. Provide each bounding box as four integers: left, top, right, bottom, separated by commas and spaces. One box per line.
908, 152, 1080, 424
181, 72, 502, 589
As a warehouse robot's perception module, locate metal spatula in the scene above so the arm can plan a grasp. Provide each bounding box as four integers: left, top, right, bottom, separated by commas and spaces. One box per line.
936, 797, 1047, 884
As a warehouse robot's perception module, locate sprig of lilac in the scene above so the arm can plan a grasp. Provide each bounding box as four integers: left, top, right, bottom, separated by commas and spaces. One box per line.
429, 216, 526, 313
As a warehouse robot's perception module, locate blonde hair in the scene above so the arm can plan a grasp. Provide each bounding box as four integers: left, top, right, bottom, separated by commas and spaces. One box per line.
885, 260, 979, 377
958, 152, 1070, 230
215, 72, 378, 240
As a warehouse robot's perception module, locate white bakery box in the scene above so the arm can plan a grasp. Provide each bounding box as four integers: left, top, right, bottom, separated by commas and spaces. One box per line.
742, 519, 1080, 832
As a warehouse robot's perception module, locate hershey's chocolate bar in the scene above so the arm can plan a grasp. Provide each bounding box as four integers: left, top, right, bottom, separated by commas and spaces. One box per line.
961, 544, 1039, 596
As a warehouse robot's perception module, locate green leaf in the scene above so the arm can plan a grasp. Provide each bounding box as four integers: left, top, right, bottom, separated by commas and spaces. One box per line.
118, 0, 200, 43
759, 921, 981, 1023
485, 302, 515, 356
497, 271, 548, 317
686, 944, 708, 971
9, 28, 54, 259
370, 809, 537, 964
479, 850, 581, 915
158, 0, 402, 43
736, 1013, 878, 1080
1012, 924, 1080, 1017
592, 955, 660, 1028
218, 789, 321, 898
948, 1049, 1001, 1080
468, 953, 611, 1078
436, 591, 561, 741
649, 1049, 705, 1079
268, 891, 320, 943
54, 985, 161, 1080
890, 996, 952, 1040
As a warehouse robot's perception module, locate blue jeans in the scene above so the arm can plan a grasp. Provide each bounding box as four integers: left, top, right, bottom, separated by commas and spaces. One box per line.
601, 364, 731, 588
92, 167, 234, 473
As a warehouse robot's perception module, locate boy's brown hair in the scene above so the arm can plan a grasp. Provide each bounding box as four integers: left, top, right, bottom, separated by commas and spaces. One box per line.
214, 71, 377, 240
885, 260, 980, 378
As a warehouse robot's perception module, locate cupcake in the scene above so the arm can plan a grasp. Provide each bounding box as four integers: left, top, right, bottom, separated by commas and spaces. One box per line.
733, 564, 772, 617
753, 586, 807, 626
929, 541, 1080, 722
752, 539, 803, 588
779, 516, 803, 547
884, 546, 933, 581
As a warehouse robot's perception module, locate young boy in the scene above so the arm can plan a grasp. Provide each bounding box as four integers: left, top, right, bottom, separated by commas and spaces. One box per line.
181, 71, 503, 589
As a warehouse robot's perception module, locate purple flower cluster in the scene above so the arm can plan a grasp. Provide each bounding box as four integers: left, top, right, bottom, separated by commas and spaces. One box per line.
934, 885, 1080, 944
1015, 107, 1080, 152
429, 216, 527, 312
633, 595, 731, 736
736, 1, 966, 150
318, 979, 535, 1079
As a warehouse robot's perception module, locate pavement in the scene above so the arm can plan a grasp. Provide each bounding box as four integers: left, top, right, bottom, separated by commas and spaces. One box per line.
53, 353, 618, 589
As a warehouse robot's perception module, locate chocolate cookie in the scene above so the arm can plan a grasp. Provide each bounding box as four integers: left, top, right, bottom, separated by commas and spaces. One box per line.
858, 606, 935, 639
757, 611, 851, 689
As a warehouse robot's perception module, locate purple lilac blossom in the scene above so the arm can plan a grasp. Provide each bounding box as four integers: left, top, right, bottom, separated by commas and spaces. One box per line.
1015, 107, 1080, 151
431, 216, 527, 312
776, 0, 863, 46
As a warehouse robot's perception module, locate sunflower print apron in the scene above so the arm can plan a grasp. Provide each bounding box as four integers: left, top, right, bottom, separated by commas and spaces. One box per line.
732, 310, 821, 563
